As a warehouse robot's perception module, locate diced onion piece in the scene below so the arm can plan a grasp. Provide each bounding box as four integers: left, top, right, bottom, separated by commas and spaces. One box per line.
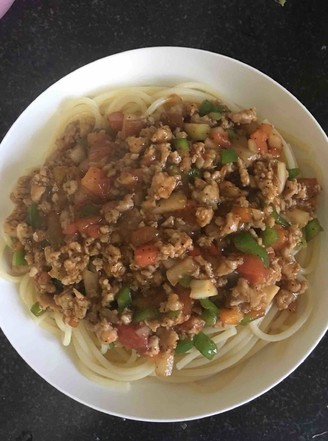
69, 144, 86, 164
153, 191, 187, 214
286, 208, 310, 228
83, 269, 98, 297
276, 161, 288, 194
184, 123, 210, 141
268, 132, 283, 149
190, 279, 218, 299
232, 136, 257, 162
247, 139, 258, 152
166, 257, 197, 286
261, 285, 280, 309
30, 183, 46, 203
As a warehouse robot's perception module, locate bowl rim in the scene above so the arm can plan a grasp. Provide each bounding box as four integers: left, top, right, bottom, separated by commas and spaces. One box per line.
2, 46, 327, 146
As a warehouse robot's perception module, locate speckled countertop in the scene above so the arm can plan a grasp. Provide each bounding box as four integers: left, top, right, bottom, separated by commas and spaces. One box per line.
0, 1, 327, 440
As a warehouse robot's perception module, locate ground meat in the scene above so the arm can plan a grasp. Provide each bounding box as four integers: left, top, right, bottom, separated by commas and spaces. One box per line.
220, 181, 245, 200
146, 335, 160, 357
55, 288, 90, 323
237, 157, 250, 187
149, 172, 177, 200
192, 179, 220, 208
253, 159, 280, 203
103, 245, 126, 278
283, 179, 299, 201
94, 319, 118, 344
216, 212, 240, 237
159, 230, 193, 260
180, 316, 205, 336
45, 242, 89, 285
160, 293, 182, 313
229, 278, 274, 312
275, 289, 298, 310
62, 180, 78, 196
30, 167, 53, 203
157, 328, 178, 351
11, 175, 33, 204
151, 125, 173, 143
16, 222, 32, 244
157, 143, 171, 167
195, 207, 214, 227
215, 255, 243, 277
190, 142, 205, 164
126, 136, 148, 153
228, 108, 257, 125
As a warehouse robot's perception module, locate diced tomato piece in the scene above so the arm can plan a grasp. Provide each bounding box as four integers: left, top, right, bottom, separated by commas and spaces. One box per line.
108, 112, 124, 131
163, 94, 183, 109
250, 128, 268, 153
175, 287, 193, 317
88, 144, 111, 163
209, 127, 231, 147
84, 224, 101, 238
134, 242, 158, 267
189, 245, 219, 258
268, 147, 281, 158
133, 290, 166, 309
247, 308, 265, 320
288, 301, 297, 312
118, 169, 143, 190
260, 123, 273, 136
35, 271, 51, 285
122, 115, 146, 139
204, 244, 220, 257
175, 200, 198, 227
219, 308, 244, 325
75, 215, 101, 228
118, 208, 142, 230
231, 206, 252, 223
79, 159, 90, 174
64, 215, 102, 238
271, 225, 288, 251
67, 317, 79, 328
75, 215, 101, 232
87, 131, 109, 146
249, 123, 274, 154
179, 316, 204, 333
73, 187, 95, 207
117, 324, 150, 353
188, 246, 201, 257
64, 223, 79, 235
164, 109, 184, 128
130, 226, 159, 247
237, 254, 270, 284
298, 178, 320, 198
81, 166, 111, 198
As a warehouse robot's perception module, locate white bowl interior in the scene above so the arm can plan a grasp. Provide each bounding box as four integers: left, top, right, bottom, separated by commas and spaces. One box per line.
0, 47, 327, 421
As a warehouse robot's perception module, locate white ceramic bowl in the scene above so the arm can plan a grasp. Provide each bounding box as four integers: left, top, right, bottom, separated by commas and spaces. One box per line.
0, 47, 327, 422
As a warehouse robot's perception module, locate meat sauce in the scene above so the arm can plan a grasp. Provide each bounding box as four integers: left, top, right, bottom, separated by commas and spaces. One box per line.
4, 95, 322, 374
